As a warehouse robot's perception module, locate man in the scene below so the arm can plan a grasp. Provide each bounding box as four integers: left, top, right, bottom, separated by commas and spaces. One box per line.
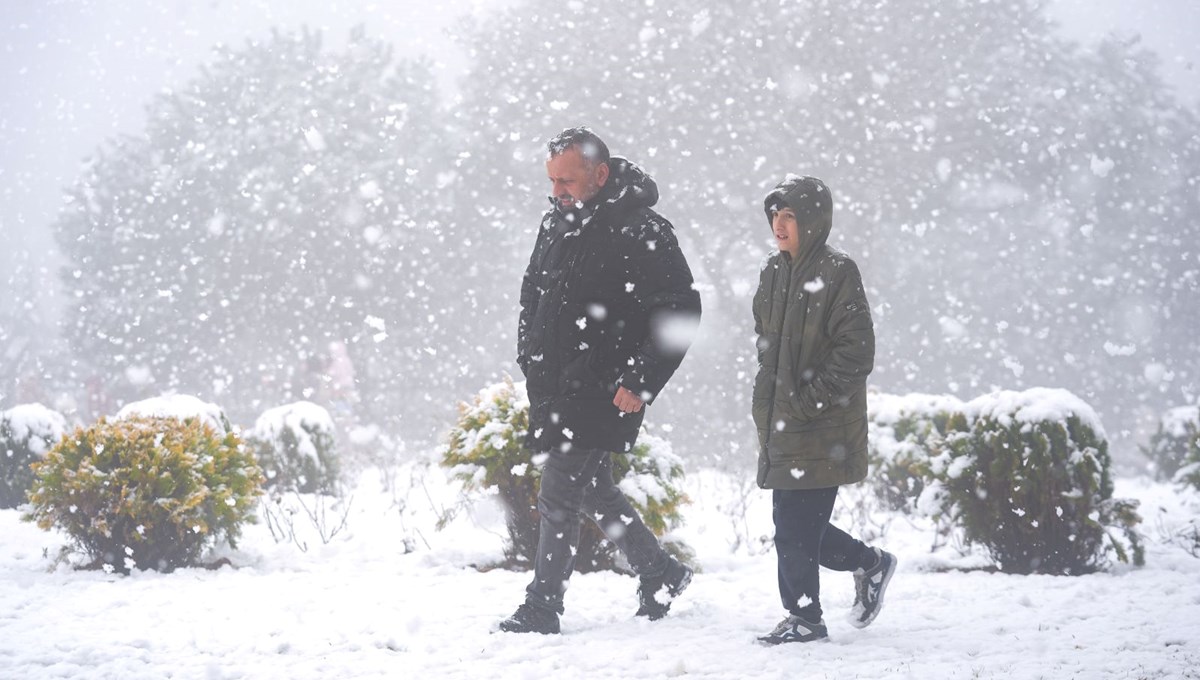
751, 175, 897, 645
500, 127, 701, 635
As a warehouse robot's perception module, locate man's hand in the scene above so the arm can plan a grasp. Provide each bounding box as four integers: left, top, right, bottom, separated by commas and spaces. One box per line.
613, 386, 645, 414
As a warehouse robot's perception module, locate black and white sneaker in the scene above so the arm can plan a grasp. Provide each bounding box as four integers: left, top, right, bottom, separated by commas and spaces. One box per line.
848, 548, 897, 629
498, 602, 560, 635
757, 614, 829, 645
636, 558, 693, 621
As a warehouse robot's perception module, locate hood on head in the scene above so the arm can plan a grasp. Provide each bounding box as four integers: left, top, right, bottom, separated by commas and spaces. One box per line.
763, 175, 833, 262
596, 156, 659, 213
549, 155, 659, 223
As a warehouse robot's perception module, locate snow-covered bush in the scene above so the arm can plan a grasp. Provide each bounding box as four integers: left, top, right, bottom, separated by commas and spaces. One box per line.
0, 404, 67, 509
25, 415, 263, 573
441, 376, 689, 572
116, 394, 233, 435
1178, 454, 1200, 493
926, 388, 1143, 574
867, 392, 963, 512
244, 402, 340, 495
1144, 405, 1200, 488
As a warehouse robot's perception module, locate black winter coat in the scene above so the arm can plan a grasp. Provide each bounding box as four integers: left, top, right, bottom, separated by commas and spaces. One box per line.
517, 157, 701, 454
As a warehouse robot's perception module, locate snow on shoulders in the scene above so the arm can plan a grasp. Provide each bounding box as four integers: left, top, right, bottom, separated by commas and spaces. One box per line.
964, 387, 1105, 437
826, 243, 851, 260
1, 403, 66, 452
116, 394, 230, 434
757, 249, 784, 274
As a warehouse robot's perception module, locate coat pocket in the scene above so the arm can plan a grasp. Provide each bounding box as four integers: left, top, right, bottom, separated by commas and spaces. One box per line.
773, 386, 815, 427
559, 350, 605, 397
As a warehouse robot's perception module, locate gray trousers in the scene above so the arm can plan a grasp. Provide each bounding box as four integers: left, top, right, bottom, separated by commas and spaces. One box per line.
525, 447, 669, 614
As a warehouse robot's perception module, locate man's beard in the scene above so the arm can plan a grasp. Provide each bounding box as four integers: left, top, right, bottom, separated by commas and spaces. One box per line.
547, 194, 591, 226
554, 194, 582, 210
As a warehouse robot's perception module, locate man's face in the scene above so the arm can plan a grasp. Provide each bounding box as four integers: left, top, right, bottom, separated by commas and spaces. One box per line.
772, 207, 801, 257
546, 146, 609, 210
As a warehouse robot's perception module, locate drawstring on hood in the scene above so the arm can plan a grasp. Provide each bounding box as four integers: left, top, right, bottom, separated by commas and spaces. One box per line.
763, 175, 833, 266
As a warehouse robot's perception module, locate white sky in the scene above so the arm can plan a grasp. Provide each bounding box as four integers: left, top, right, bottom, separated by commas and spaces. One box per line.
1, 0, 1197, 270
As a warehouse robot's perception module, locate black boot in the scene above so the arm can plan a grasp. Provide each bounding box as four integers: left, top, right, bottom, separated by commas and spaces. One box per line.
498, 602, 561, 634
635, 558, 693, 621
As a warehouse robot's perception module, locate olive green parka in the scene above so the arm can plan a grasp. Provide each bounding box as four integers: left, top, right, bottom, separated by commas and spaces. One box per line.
752, 176, 875, 490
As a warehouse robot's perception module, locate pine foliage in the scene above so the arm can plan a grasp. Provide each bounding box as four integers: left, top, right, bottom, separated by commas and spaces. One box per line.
25, 415, 263, 572
1143, 405, 1200, 487
441, 376, 688, 572
866, 393, 963, 511
927, 391, 1143, 574
0, 404, 66, 509
244, 402, 340, 495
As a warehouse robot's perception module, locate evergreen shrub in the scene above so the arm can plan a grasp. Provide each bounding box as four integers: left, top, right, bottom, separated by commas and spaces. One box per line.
1176, 440, 1200, 493
244, 402, 340, 495
441, 376, 689, 572
0, 404, 66, 509
927, 388, 1143, 574
866, 392, 962, 511
25, 415, 263, 572
1143, 405, 1200, 489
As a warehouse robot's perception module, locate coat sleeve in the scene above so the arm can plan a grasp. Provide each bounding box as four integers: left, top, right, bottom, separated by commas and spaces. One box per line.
516, 218, 550, 376
616, 217, 702, 404
752, 262, 770, 336
792, 260, 874, 419
753, 288, 764, 336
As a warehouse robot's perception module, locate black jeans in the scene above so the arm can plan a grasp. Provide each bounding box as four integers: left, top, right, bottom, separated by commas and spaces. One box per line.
525, 447, 669, 614
773, 487, 871, 620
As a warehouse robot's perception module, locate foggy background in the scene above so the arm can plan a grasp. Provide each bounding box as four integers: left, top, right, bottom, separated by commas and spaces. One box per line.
2, 0, 1198, 470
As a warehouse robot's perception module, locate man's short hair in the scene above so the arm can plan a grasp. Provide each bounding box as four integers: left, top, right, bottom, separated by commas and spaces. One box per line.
547, 127, 611, 167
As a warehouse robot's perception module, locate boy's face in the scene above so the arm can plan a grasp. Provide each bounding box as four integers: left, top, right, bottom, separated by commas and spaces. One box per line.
772, 207, 801, 257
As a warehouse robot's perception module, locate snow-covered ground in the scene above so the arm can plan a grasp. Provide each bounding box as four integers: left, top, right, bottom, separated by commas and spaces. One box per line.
2, 463, 1198, 680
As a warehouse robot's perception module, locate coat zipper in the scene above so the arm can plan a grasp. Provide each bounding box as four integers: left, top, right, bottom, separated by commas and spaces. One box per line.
762, 256, 793, 451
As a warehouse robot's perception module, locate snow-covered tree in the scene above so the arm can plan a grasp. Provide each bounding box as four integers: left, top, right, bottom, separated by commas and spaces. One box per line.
55, 29, 456, 437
